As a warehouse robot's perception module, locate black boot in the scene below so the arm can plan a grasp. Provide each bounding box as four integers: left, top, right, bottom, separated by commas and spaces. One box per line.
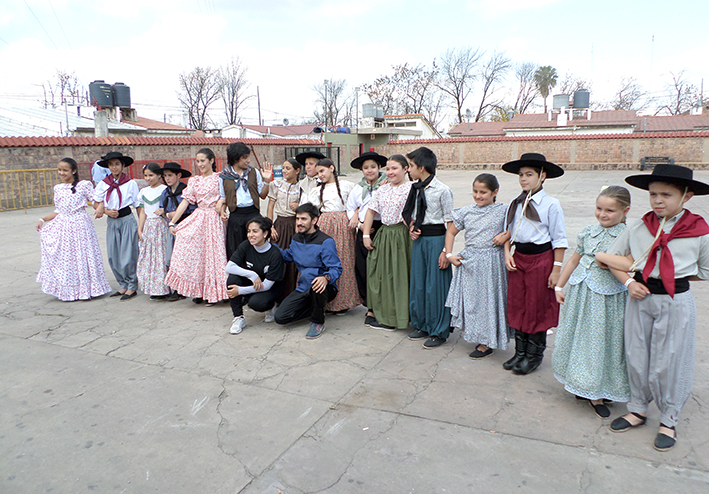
503, 330, 528, 371
513, 331, 547, 375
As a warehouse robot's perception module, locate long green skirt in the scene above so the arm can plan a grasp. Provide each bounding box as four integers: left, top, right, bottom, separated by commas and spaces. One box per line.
367, 222, 412, 329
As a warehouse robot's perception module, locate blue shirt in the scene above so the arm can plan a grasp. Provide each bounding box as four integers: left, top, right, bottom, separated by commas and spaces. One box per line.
280, 228, 342, 292
91, 161, 111, 184
218, 166, 264, 208
159, 183, 196, 223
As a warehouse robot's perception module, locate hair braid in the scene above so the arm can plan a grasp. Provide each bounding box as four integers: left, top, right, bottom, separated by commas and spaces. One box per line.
333, 170, 343, 205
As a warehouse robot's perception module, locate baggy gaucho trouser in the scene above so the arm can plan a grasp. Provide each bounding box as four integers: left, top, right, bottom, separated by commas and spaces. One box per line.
106, 211, 139, 291
624, 287, 696, 428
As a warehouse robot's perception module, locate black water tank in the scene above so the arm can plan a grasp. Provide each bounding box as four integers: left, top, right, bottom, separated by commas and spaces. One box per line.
89, 80, 114, 107
113, 83, 131, 108
573, 90, 590, 108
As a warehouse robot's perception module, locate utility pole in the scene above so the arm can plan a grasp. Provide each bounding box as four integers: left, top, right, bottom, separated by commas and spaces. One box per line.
257, 86, 262, 126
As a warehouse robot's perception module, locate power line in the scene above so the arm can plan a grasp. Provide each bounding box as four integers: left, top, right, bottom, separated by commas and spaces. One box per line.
0, 35, 9, 45
48, 0, 72, 50
24, 0, 58, 49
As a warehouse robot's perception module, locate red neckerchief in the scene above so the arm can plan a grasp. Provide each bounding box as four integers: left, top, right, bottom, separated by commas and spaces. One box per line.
642, 209, 709, 297
102, 173, 130, 206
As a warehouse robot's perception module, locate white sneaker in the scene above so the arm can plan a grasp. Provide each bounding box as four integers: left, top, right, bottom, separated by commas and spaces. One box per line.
229, 316, 245, 334
264, 306, 276, 323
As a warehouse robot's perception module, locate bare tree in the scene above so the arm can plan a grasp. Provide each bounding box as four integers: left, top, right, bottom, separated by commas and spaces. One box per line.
362, 63, 445, 128
658, 71, 698, 115
533, 65, 558, 113
178, 66, 223, 130
435, 46, 483, 123
219, 57, 252, 126
513, 62, 539, 114
312, 78, 348, 128
611, 77, 647, 111
474, 51, 511, 122
39, 70, 84, 108
557, 72, 591, 95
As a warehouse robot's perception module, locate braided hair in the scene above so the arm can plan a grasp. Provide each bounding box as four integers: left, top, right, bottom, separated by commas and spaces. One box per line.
197, 147, 217, 171
316, 159, 343, 210
61, 157, 79, 194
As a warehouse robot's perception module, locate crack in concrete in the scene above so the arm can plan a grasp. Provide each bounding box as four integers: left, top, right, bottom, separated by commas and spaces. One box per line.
215, 378, 257, 482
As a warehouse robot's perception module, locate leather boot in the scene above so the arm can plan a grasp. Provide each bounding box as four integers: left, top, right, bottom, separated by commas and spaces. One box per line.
513, 331, 547, 375
503, 330, 528, 370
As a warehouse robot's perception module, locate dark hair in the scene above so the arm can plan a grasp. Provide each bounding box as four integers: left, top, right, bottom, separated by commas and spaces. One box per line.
406, 147, 437, 175
648, 179, 687, 194
388, 154, 409, 169
316, 158, 343, 208
247, 215, 273, 240
143, 162, 162, 174
474, 173, 500, 202
197, 147, 217, 172
295, 202, 321, 219
60, 157, 79, 194
286, 158, 302, 170
227, 142, 251, 167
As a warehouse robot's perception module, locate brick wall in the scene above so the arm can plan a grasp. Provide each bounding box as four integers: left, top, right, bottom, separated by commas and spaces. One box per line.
379, 133, 709, 170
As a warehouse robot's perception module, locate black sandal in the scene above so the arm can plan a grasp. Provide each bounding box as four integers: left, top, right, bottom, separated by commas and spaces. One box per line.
610, 412, 647, 432
589, 400, 611, 418
653, 424, 677, 451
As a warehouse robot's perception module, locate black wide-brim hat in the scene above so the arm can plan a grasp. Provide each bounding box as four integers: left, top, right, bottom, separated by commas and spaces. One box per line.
295, 151, 326, 166
625, 164, 709, 195
501, 152, 564, 178
160, 161, 192, 178
97, 151, 134, 168
350, 151, 387, 169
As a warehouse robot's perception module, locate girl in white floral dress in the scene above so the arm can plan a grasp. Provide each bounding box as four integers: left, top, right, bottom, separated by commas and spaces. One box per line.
137, 163, 169, 299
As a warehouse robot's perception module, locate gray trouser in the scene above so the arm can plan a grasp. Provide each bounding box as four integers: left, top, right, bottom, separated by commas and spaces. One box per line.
624, 290, 696, 427
106, 214, 139, 291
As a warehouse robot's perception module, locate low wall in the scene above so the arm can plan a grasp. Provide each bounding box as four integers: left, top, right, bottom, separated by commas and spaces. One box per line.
379, 132, 709, 171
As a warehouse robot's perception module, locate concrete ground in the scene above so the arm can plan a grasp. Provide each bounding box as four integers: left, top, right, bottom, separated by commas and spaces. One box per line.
1, 169, 709, 493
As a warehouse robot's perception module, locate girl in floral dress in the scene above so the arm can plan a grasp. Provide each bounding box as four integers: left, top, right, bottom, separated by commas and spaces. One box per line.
362, 154, 413, 330
165, 148, 228, 305
444, 173, 510, 359
552, 186, 632, 418
304, 158, 359, 312
37, 158, 111, 301
137, 163, 169, 299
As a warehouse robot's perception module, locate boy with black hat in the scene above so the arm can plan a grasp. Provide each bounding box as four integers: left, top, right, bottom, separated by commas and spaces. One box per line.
598, 164, 709, 451
93, 151, 141, 301
295, 150, 326, 200
346, 151, 388, 327
157, 162, 195, 301
502, 153, 568, 374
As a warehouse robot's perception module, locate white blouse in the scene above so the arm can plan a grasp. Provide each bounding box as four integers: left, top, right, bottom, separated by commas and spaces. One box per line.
303, 180, 355, 213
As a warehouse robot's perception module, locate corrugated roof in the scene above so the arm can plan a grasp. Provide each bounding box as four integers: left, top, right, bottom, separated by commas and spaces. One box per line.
448, 121, 507, 136
235, 124, 320, 137
124, 116, 192, 131
635, 114, 709, 132
0, 135, 322, 148
0, 107, 143, 137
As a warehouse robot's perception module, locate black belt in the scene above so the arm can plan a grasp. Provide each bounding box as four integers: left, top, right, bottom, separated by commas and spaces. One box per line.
513, 242, 552, 255
117, 206, 132, 218
230, 205, 259, 215
418, 224, 446, 237
633, 272, 690, 295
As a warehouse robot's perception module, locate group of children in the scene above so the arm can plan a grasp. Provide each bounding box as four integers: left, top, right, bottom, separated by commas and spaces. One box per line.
36, 145, 708, 453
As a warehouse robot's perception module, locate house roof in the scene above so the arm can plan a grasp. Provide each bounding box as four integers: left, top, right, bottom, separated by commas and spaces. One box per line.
449, 110, 709, 137
226, 124, 320, 137
123, 116, 192, 131
0, 135, 322, 148
635, 114, 709, 132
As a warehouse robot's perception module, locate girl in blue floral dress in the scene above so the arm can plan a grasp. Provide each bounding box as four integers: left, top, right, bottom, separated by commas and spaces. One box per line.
552, 186, 632, 418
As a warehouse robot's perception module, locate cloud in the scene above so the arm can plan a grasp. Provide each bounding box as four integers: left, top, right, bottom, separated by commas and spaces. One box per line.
467, 0, 565, 17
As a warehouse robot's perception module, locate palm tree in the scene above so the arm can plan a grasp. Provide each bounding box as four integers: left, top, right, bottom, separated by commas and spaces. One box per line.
534, 66, 558, 113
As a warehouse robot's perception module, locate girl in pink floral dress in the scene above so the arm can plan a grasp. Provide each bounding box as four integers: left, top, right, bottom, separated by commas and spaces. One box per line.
37, 158, 111, 301
165, 148, 228, 304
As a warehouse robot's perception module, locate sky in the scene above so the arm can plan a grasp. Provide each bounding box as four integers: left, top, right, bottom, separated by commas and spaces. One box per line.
1, 0, 707, 130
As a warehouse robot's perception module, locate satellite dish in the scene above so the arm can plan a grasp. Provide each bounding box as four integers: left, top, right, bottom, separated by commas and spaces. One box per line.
283, 118, 290, 126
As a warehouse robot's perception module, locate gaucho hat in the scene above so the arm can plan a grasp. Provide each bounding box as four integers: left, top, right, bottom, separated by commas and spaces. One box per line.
97, 151, 134, 168
160, 161, 192, 178
295, 151, 326, 166
502, 152, 564, 179
350, 151, 387, 169
625, 164, 709, 195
